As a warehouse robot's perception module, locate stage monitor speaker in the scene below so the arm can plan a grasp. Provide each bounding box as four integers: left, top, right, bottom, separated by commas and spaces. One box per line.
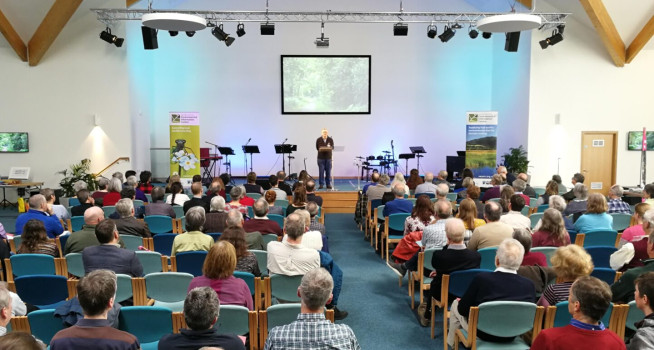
505, 32, 520, 52
141, 26, 158, 50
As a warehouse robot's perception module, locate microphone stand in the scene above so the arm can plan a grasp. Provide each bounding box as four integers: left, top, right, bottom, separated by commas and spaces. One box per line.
244, 138, 251, 176
391, 140, 397, 174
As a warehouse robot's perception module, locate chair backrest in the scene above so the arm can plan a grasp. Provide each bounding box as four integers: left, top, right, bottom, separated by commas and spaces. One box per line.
529, 197, 539, 208
268, 214, 285, 228
265, 303, 302, 330
135, 251, 165, 274
275, 199, 289, 207
423, 248, 440, 271
214, 305, 251, 335
175, 251, 208, 277
144, 215, 175, 234
118, 306, 173, 345
11, 236, 22, 253
370, 199, 382, 209
591, 268, 617, 285
537, 204, 549, 213
375, 206, 384, 223
15, 275, 68, 309
531, 247, 557, 267
57, 235, 69, 253
27, 309, 65, 345
250, 249, 267, 276
145, 272, 194, 311
119, 234, 144, 251
626, 301, 645, 331
585, 246, 618, 268
477, 301, 538, 337
248, 206, 255, 218
9, 254, 56, 276
388, 213, 411, 232
207, 232, 222, 242
552, 301, 614, 328
262, 234, 278, 247
533, 187, 546, 197
70, 216, 85, 231
103, 206, 116, 218
610, 213, 632, 232
234, 271, 256, 295
152, 233, 177, 256
68, 197, 81, 207
521, 206, 530, 216
270, 274, 303, 303
65, 252, 85, 277
477, 247, 498, 271
415, 192, 435, 199
446, 193, 457, 202
247, 193, 262, 200
133, 199, 144, 208
172, 205, 184, 219
116, 274, 133, 303
581, 230, 619, 247
449, 269, 486, 297
145, 194, 152, 202
530, 213, 543, 229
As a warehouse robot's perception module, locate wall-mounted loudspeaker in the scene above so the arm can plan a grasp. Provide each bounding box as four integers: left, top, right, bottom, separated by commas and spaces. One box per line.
505, 32, 520, 52
141, 26, 158, 50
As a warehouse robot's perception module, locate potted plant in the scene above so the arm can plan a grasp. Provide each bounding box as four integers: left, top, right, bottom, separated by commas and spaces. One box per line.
57, 159, 98, 198
501, 145, 530, 174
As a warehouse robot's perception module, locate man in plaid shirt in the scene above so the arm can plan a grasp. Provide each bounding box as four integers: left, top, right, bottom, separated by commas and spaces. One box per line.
607, 184, 632, 214
308, 201, 326, 236
264, 268, 361, 350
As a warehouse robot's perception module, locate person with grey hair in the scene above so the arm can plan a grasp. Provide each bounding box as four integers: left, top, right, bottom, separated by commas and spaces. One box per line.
481, 174, 504, 202
203, 196, 227, 233
225, 209, 264, 250
243, 199, 283, 236
158, 286, 245, 350
307, 201, 326, 236
92, 176, 110, 204
264, 268, 360, 349
113, 198, 151, 238
125, 175, 148, 203
447, 238, 535, 347
225, 186, 248, 217
513, 228, 547, 266
607, 184, 631, 214
237, 185, 255, 207
533, 194, 576, 234
285, 210, 323, 251
436, 183, 450, 201
467, 201, 514, 251
171, 207, 213, 256
563, 183, 589, 217
267, 213, 320, 276
15, 194, 64, 237
103, 177, 123, 206
382, 183, 413, 219
562, 172, 586, 202
0, 284, 12, 336
432, 170, 451, 188
366, 173, 391, 201
112, 171, 124, 182
144, 186, 175, 218
391, 173, 411, 197
415, 172, 437, 195
512, 178, 531, 205
421, 200, 453, 250
41, 187, 70, 224
516, 173, 536, 198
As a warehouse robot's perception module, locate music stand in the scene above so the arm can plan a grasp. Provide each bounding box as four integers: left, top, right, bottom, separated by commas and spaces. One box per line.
399, 153, 416, 175
274, 144, 297, 175
410, 146, 426, 172
242, 145, 260, 174
218, 147, 235, 178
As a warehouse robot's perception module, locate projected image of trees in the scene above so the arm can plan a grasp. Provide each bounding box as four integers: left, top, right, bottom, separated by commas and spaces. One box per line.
283, 56, 370, 113
0, 133, 28, 153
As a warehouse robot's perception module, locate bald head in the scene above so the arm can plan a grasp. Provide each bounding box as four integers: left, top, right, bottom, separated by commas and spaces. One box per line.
434, 200, 453, 219
518, 173, 528, 182
84, 206, 105, 226
424, 172, 434, 182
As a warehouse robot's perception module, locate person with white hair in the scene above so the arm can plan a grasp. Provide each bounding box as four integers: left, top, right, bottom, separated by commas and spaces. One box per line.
203, 196, 228, 233
390, 173, 410, 197
114, 198, 151, 238
432, 170, 451, 188
0, 284, 12, 336
382, 183, 413, 218
14, 194, 64, 237
607, 184, 631, 214
447, 238, 536, 347
563, 183, 589, 217
533, 195, 575, 233
366, 174, 391, 201
415, 172, 437, 195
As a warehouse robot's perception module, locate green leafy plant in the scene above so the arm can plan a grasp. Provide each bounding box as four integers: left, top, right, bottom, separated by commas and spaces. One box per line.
57, 159, 97, 197
501, 145, 530, 174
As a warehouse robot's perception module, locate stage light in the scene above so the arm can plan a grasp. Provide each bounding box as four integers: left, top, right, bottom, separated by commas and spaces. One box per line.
438, 25, 455, 42
469, 27, 479, 39
427, 25, 437, 39
261, 22, 275, 35
315, 22, 329, 48
168, 31, 178, 36
539, 26, 564, 49
212, 24, 235, 46
236, 23, 246, 37
185, 31, 195, 37
482, 32, 492, 39
99, 27, 124, 47
394, 23, 408, 36
452, 23, 463, 30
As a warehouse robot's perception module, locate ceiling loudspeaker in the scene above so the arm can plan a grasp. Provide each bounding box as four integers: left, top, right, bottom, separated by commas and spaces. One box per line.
505, 31, 520, 52
141, 26, 158, 50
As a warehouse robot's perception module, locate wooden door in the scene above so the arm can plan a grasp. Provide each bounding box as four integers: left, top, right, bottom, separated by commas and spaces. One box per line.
580, 132, 617, 196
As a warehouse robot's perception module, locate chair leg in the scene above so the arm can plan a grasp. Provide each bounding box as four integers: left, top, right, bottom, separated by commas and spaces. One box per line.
410, 272, 415, 309
444, 310, 449, 350
430, 299, 436, 339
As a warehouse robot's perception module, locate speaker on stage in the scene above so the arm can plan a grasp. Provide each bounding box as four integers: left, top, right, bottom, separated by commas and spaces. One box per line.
505, 32, 520, 52
141, 26, 158, 50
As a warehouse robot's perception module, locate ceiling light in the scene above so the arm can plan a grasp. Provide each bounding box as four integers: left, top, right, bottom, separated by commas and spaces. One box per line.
100, 27, 124, 47
482, 32, 492, 39
186, 31, 195, 37
394, 23, 408, 36
212, 24, 235, 46
539, 26, 564, 49
452, 23, 463, 30
427, 25, 437, 39
315, 22, 329, 48
168, 31, 178, 36
438, 25, 455, 42
236, 23, 246, 37
261, 22, 275, 35
141, 13, 206, 32
476, 13, 541, 32
469, 27, 478, 39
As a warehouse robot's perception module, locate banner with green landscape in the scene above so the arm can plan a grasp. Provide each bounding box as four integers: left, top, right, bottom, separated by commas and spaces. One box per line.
465, 111, 498, 177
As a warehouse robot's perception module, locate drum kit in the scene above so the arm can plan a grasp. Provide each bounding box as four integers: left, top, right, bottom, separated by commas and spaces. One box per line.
355, 151, 397, 180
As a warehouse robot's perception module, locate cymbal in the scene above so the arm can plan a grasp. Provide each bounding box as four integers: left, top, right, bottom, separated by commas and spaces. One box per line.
356, 156, 365, 159
382, 151, 391, 153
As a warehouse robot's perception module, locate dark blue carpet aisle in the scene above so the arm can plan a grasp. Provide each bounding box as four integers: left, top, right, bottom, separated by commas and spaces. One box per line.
326, 213, 443, 349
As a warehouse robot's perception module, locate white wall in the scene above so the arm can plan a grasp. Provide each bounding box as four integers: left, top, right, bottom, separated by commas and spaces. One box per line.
0, 0, 132, 195
528, 1, 654, 187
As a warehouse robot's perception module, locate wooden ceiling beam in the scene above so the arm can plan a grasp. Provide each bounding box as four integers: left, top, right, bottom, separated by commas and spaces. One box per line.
0, 9, 27, 62
127, 0, 141, 8
626, 15, 654, 64
515, 0, 533, 10
27, 0, 82, 67
578, 0, 626, 67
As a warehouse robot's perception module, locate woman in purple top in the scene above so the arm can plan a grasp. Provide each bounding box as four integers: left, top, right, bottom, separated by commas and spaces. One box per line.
187, 241, 253, 310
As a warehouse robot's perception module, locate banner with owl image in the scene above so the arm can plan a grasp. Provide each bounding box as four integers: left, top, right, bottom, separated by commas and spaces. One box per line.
170, 112, 200, 180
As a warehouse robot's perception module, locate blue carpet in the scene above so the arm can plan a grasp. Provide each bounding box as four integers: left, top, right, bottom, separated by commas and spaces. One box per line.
325, 213, 444, 349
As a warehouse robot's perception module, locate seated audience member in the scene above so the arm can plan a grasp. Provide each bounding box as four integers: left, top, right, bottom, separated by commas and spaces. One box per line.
496, 166, 511, 184
50, 270, 140, 349
406, 168, 423, 191
419, 218, 481, 326
517, 173, 537, 198
607, 184, 632, 214
391, 173, 411, 197
41, 188, 69, 223
383, 183, 413, 218
0, 331, 44, 349
574, 193, 613, 233
366, 174, 391, 201
645, 183, 654, 206
480, 174, 503, 202
137, 170, 153, 194
562, 173, 585, 202
534, 195, 575, 233
621, 203, 652, 243
552, 174, 567, 194
225, 186, 248, 217
498, 185, 515, 213
92, 177, 110, 204
404, 195, 435, 235
0, 286, 9, 336
205, 178, 225, 200
267, 213, 320, 275
113, 199, 151, 238
293, 171, 310, 192
65, 207, 111, 254
264, 268, 360, 349
381, 191, 396, 205
512, 178, 532, 206
611, 208, 653, 272
243, 199, 283, 236
514, 228, 546, 267
284, 210, 323, 251
225, 210, 264, 250
125, 175, 147, 203
159, 286, 245, 350
563, 183, 589, 218
456, 177, 474, 200
536, 180, 560, 206
532, 208, 571, 247
243, 172, 263, 195
612, 209, 654, 303
448, 238, 536, 347
274, 171, 292, 196
286, 186, 308, 216
172, 207, 214, 256
187, 241, 253, 310
264, 190, 284, 216
466, 185, 485, 220
144, 186, 176, 218
436, 183, 450, 202
204, 196, 228, 233
17, 219, 59, 257
432, 170, 451, 187
531, 276, 625, 350
0, 282, 26, 318
305, 180, 323, 207
183, 182, 210, 214
415, 172, 437, 195
15, 194, 63, 237
456, 198, 485, 244
627, 272, 654, 349
468, 201, 514, 251
124, 171, 136, 185
71, 189, 94, 217
219, 227, 261, 277
165, 174, 181, 193
307, 201, 326, 236
110, 187, 144, 219
82, 219, 143, 277
454, 168, 474, 190
362, 172, 380, 194
238, 185, 255, 207
268, 175, 288, 204
538, 245, 593, 307
102, 177, 123, 207
166, 181, 190, 207
500, 195, 531, 230
421, 200, 453, 250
